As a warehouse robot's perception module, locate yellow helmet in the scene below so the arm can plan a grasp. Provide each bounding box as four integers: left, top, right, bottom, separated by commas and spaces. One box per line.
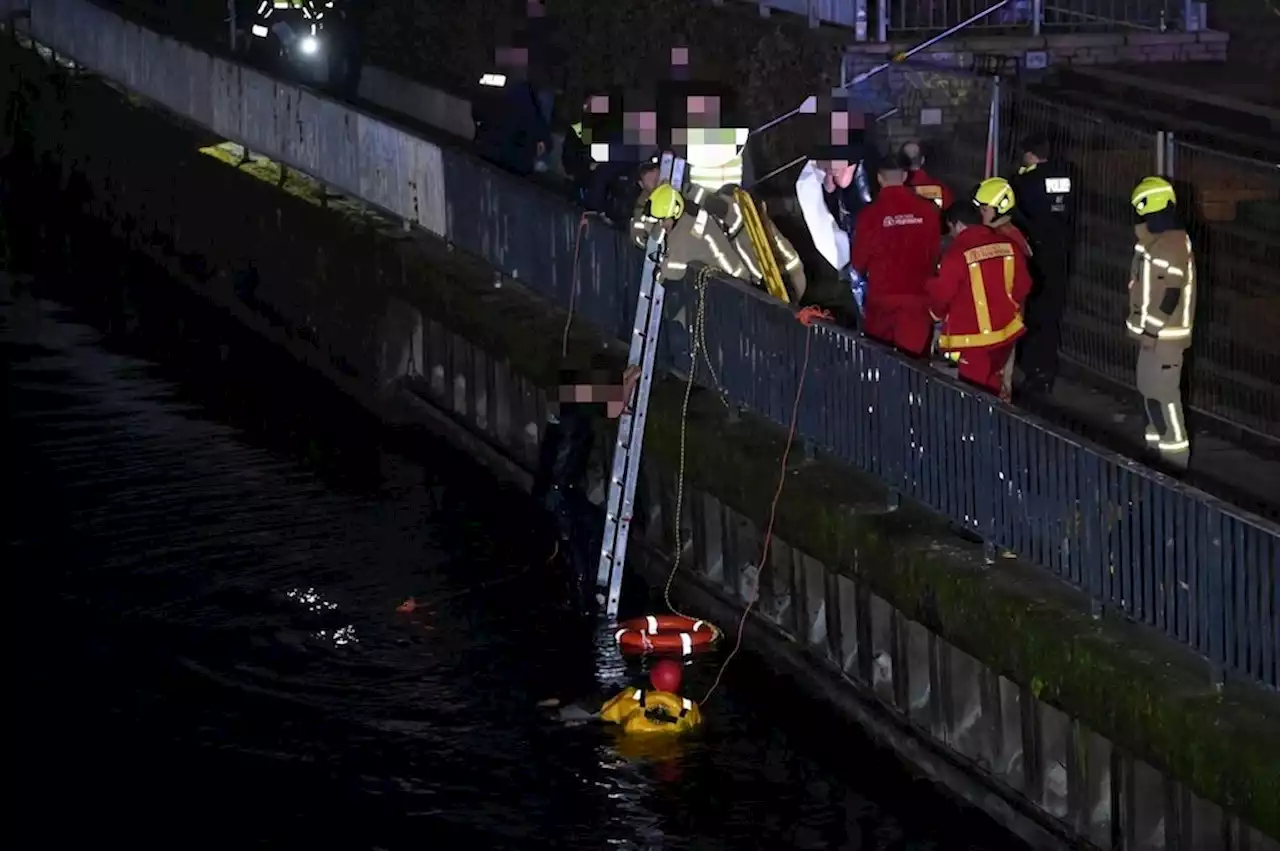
647, 183, 684, 220
1131, 176, 1176, 215
973, 177, 1015, 216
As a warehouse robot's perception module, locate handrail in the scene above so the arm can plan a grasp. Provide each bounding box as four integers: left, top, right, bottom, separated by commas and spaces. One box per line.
9, 0, 1278, 691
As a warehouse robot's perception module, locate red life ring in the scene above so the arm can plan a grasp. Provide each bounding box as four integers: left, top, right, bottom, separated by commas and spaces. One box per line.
614, 614, 720, 656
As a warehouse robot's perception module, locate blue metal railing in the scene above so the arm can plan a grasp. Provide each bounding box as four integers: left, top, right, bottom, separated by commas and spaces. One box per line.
438, 141, 1278, 691
12, 0, 1276, 690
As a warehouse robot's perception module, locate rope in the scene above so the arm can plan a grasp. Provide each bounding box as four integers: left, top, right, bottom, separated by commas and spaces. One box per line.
662, 267, 728, 620
561, 212, 600, 357
700, 305, 831, 704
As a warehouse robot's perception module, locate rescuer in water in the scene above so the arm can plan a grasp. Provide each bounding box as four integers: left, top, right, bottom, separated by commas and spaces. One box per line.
532, 360, 641, 618
545, 658, 704, 735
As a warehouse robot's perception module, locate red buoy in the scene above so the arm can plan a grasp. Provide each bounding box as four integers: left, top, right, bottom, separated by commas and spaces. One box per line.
614, 614, 720, 656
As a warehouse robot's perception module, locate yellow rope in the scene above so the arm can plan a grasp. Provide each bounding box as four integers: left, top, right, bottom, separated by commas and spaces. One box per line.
663, 268, 728, 618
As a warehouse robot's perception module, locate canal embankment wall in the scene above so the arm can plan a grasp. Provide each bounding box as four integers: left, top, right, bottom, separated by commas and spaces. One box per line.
1, 13, 1276, 851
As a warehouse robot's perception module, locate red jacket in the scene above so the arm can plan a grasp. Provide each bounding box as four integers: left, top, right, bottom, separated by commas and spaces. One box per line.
927, 225, 1033, 351
906, 168, 954, 210
852, 185, 941, 306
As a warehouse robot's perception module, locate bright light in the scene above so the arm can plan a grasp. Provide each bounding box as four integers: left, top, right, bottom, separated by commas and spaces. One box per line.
299, 35, 320, 55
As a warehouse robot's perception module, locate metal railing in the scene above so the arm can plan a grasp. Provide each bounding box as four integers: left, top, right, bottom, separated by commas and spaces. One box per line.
9, 0, 1277, 691
727, 0, 1204, 36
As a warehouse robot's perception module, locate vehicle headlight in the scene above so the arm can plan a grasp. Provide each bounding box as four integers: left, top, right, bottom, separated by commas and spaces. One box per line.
299, 35, 320, 56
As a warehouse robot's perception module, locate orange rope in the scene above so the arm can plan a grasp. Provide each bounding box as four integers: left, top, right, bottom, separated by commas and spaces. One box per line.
700, 305, 830, 704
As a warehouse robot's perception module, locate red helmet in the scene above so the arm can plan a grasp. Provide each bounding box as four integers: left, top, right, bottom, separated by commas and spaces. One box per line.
648, 658, 683, 693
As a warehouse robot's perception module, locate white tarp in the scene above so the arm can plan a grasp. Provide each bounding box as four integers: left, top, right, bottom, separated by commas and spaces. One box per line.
795, 160, 849, 272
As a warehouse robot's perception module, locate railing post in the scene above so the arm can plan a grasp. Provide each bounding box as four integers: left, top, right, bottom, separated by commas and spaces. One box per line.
1155, 130, 1167, 175
227, 0, 237, 52
1164, 130, 1177, 177
854, 0, 869, 42
1032, 0, 1042, 36
985, 75, 1002, 179
876, 0, 888, 42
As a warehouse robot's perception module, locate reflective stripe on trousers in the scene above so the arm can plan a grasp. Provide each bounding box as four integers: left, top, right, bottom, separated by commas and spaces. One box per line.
1136, 340, 1190, 468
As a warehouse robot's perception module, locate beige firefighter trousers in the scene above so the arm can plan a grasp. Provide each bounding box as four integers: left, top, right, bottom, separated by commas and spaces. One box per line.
1136, 339, 1191, 469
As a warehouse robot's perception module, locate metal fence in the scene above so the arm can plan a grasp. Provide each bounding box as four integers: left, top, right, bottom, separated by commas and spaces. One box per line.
1001, 88, 1280, 439
732, 0, 1206, 37
13, 0, 1279, 690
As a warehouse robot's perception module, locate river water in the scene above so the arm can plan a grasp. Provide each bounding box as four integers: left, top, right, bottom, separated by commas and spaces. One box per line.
3, 219, 1028, 850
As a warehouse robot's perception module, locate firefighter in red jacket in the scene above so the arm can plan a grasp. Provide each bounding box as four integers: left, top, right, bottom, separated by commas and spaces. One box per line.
901, 141, 954, 210
851, 155, 942, 357
973, 177, 1032, 259
927, 202, 1033, 396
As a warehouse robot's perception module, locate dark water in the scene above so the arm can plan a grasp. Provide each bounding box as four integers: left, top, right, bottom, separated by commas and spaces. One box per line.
3, 218, 1028, 850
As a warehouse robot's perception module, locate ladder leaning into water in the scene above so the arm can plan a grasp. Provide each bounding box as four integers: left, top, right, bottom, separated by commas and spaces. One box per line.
595, 153, 687, 621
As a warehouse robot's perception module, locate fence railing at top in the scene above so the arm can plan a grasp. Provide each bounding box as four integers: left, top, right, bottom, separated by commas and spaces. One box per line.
723, 0, 1205, 36
10, 0, 1278, 691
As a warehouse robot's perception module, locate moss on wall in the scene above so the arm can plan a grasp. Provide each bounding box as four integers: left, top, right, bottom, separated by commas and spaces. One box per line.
8, 44, 1277, 839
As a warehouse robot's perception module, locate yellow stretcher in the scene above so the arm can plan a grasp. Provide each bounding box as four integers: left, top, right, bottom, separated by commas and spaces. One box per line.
732, 188, 791, 305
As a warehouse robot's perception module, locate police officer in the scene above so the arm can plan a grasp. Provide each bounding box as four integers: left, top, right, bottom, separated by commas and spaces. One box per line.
1009, 133, 1076, 398
1127, 177, 1195, 471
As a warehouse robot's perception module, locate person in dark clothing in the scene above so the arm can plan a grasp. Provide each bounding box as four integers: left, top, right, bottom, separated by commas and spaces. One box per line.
532, 362, 641, 618
326, 3, 367, 99
473, 63, 552, 178
1009, 132, 1078, 399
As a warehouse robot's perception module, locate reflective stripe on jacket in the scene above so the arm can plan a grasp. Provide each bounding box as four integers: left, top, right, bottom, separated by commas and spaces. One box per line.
1127, 223, 1195, 343
928, 225, 1033, 350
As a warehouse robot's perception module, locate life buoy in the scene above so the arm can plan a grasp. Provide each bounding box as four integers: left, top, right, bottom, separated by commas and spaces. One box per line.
614, 614, 720, 656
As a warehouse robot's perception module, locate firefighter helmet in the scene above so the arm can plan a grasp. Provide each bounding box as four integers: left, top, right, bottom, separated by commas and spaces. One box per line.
647, 183, 684, 220
1131, 176, 1176, 216
973, 177, 1016, 216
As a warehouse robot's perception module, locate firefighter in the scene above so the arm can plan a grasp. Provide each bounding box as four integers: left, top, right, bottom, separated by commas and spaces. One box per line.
1009, 133, 1077, 398
901, 140, 954, 210
972, 177, 1032, 259
630, 183, 746, 283
1127, 177, 1195, 471
850, 155, 942, 357
928, 203, 1034, 396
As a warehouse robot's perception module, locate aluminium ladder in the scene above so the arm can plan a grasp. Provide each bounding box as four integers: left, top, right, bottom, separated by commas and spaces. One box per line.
595, 152, 687, 621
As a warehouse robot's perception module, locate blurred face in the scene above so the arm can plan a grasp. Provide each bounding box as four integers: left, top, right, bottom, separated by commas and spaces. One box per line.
559, 382, 628, 418
979, 205, 996, 226
1021, 151, 1038, 168
638, 167, 660, 192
